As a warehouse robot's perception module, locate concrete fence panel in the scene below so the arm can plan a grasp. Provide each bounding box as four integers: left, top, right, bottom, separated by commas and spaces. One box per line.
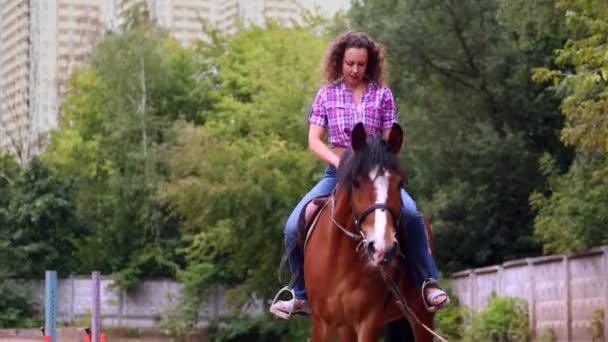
448, 247, 608, 342
20, 246, 607, 340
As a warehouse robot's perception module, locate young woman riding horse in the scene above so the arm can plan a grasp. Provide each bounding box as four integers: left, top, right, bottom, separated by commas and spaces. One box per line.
305, 122, 440, 341
269, 31, 449, 335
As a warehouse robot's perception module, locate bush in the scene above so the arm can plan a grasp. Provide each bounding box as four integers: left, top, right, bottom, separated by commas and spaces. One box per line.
534, 328, 557, 342
589, 308, 604, 342
0, 280, 40, 328
206, 313, 310, 342
466, 294, 529, 341
435, 288, 473, 340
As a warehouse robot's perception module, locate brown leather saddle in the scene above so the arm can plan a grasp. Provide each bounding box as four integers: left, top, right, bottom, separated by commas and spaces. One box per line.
296, 195, 330, 254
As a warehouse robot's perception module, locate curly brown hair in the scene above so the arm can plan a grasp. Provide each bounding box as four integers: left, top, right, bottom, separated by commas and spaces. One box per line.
321, 32, 387, 85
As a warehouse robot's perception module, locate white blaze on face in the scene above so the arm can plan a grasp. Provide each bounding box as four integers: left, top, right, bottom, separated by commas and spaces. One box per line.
370, 166, 390, 253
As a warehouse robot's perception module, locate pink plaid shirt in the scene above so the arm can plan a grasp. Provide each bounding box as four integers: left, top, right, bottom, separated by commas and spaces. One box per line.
309, 81, 398, 147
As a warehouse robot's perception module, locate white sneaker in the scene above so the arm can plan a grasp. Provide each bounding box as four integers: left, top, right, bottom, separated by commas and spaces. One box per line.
269, 298, 310, 319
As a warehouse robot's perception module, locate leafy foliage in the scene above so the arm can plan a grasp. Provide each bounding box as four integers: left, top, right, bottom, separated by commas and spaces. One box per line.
157, 24, 326, 329
434, 287, 472, 341
466, 294, 529, 342
589, 308, 604, 342
349, 0, 569, 270
535, 328, 558, 342
0, 280, 40, 328
0, 157, 87, 277
0, 142, 80, 330
206, 313, 310, 342
531, 0, 608, 253
43, 15, 197, 287
0, 154, 21, 256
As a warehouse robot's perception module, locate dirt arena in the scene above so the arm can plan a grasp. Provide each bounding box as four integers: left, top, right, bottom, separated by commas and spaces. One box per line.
0, 329, 208, 342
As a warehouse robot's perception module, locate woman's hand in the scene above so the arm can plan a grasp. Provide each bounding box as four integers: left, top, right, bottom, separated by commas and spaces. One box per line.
329, 147, 346, 169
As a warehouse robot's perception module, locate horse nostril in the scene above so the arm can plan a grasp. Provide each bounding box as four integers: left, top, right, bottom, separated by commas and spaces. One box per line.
367, 241, 375, 253
387, 244, 397, 257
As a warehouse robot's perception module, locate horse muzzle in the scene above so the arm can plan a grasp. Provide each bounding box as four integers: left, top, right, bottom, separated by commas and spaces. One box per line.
367, 240, 398, 266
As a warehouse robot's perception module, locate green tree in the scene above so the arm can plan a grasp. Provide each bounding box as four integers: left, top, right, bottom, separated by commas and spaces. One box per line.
0, 155, 22, 277
531, 0, 608, 253
0, 156, 43, 328
0, 157, 87, 277
0, 154, 20, 226
43, 14, 205, 289
349, 0, 569, 270
0, 280, 39, 328
157, 24, 326, 330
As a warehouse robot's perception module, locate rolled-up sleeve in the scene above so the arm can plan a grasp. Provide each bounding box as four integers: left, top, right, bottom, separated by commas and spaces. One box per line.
381, 87, 398, 129
309, 87, 328, 128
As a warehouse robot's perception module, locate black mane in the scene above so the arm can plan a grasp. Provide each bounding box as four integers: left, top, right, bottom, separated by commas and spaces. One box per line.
337, 136, 403, 187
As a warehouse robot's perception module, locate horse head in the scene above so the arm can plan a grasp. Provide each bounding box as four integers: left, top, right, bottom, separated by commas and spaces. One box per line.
338, 122, 404, 267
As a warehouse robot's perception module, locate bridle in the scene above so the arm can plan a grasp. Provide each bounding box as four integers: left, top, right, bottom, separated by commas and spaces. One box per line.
330, 189, 402, 254
354, 202, 401, 230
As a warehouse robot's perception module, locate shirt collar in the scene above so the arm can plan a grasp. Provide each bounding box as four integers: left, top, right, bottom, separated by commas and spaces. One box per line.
336, 80, 377, 92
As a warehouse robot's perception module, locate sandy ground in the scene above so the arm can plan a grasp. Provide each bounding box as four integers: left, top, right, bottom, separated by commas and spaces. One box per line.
0, 339, 177, 342
0, 339, 175, 342
0, 329, 207, 342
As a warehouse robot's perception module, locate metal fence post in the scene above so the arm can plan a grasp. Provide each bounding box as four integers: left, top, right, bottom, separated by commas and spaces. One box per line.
44, 271, 58, 342
527, 259, 536, 339
91, 272, 101, 342
69, 275, 75, 323
564, 256, 572, 341
602, 246, 608, 341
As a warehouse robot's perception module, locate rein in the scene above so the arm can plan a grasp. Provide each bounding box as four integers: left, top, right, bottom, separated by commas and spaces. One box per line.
378, 267, 448, 342
330, 193, 449, 342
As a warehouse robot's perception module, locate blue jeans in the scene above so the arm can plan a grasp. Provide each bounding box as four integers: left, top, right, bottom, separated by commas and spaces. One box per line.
400, 189, 439, 285
284, 166, 438, 300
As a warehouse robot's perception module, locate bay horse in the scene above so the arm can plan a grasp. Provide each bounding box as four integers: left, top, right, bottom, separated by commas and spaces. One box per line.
303, 123, 437, 341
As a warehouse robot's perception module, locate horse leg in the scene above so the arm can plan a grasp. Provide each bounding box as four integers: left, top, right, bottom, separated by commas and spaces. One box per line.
405, 292, 436, 342
385, 319, 415, 342
356, 322, 382, 342
339, 326, 357, 342
311, 315, 335, 342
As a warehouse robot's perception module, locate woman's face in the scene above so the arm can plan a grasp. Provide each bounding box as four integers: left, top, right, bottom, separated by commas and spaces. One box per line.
342, 47, 368, 88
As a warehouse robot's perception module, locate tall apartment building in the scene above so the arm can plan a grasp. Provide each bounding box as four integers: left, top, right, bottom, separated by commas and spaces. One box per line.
1, 0, 105, 162
0, 0, 31, 162
118, 0, 305, 44
295, 0, 351, 17
240, 0, 301, 29
116, 0, 213, 44
0, 0, 351, 162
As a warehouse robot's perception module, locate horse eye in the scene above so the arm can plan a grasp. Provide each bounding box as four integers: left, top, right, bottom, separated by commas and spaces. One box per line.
352, 180, 360, 189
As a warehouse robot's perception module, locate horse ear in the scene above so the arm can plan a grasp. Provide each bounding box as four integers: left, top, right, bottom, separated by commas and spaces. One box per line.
351, 122, 367, 151
387, 123, 404, 154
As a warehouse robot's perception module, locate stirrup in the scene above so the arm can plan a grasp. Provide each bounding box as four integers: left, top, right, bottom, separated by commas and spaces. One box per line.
421, 279, 449, 313
269, 286, 296, 319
